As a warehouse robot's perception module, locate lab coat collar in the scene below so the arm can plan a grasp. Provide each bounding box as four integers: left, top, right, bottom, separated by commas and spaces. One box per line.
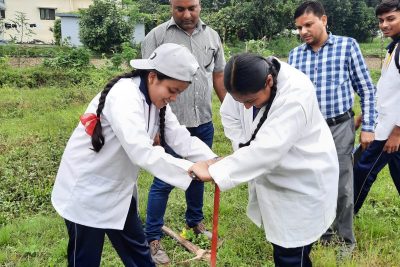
139, 75, 151, 105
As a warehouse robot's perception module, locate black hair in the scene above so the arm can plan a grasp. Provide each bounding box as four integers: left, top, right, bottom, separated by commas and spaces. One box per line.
91, 70, 172, 152
224, 53, 281, 148
294, 1, 326, 20
376, 0, 400, 16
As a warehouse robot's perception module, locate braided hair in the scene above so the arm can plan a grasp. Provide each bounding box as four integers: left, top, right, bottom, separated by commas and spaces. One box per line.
223, 53, 281, 148
91, 70, 170, 152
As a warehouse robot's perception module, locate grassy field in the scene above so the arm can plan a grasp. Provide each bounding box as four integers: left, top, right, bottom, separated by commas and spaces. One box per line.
1, 42, 399, 266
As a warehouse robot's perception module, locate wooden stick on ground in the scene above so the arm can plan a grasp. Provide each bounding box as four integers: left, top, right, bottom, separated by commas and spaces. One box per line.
162, 225, 211, 262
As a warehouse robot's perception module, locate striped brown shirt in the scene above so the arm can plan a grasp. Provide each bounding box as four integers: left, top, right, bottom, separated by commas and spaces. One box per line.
141, 18, 225, 127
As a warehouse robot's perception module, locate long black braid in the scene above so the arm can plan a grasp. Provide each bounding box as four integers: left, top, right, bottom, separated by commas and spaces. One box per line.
159, 106, 167, 147
91, 70, 171, 152
224, 53, 281, 148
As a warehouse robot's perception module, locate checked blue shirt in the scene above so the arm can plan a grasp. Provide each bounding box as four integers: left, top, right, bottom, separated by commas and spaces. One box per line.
288, 33, 376, 132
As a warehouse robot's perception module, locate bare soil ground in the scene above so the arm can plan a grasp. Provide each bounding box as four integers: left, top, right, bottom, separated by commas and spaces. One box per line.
8, 57, 107, 68
8, 57, 384, 70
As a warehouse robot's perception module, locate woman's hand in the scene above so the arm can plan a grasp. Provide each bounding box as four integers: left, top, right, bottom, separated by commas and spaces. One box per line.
188, 161, 213, 182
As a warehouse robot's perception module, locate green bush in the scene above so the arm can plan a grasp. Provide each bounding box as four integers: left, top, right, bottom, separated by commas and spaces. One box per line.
245, 39, 273, 58
109, 42, 139, 69
0, 44, 71, 58
53, 19, 62, 46
79, 0, 133, 53
0, 66, 116, 89
266, 35, 301, 57
42, 48, 92, 69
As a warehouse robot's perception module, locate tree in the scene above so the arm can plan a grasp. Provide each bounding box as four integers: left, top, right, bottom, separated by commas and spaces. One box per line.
321, 0, 377, 42
79, 0, 133, 53
52, 19, 62, 46
206, 0, 300, 42
7, 11, 35, 43
345, 0, 376, 42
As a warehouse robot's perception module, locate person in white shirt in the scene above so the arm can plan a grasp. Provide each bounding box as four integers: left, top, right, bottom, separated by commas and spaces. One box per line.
51, 43, 217, 266
353, 0, 400, 214
189, 53, 339, 266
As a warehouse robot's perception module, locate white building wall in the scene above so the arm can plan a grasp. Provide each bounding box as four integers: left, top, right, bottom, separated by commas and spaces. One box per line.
132, 23, 144, 44
3, 0, 92, 43
59, 15, 81, 46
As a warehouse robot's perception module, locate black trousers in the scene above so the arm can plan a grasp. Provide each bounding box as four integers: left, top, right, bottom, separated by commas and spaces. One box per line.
64, 198, 155, 267
272, 243, 313, 267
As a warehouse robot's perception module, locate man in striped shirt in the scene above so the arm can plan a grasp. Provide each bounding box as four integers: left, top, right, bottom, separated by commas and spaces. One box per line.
288, 0, 376, 258
141, 0, 226, 264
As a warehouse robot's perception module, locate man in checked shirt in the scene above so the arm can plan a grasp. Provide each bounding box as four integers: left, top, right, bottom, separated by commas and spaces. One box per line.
288, 0, 376, 259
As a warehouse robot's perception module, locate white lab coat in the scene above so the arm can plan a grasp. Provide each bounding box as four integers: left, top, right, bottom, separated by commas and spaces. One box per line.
52, 77, 217, 230
209, 61, 339, 248
375, 45, 400, 140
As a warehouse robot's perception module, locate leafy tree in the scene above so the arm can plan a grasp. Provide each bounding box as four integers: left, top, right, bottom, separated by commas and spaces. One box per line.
52, 19, 62, 46
321, 0, 377, 42
201, 0, 232, 11
7, 11, 35, 43
206, 0, 300, 42
345, 0, 376, 42
79, 0, 133, 53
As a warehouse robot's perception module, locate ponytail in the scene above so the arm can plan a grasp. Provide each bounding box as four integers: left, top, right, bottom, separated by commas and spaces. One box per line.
159, 106, 167, 147
91, 70, 144, 152
234, 56, 281, 148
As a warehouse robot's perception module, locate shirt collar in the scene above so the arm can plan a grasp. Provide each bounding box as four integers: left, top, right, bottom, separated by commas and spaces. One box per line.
302, 32, 334, 51
167, 17, 206, 34
139, 75, 151, 105
386, 35, 400, 54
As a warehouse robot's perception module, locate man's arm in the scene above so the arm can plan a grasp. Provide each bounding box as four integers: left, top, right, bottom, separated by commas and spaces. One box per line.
213, 71, 226, 103
349, 39, 376, 149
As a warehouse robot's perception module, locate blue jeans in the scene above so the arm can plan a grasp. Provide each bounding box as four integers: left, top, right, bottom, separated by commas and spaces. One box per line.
353, 140, 400, 214
145, 121, 214, 242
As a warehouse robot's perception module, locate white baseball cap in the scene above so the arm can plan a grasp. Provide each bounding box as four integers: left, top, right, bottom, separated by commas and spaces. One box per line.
130, 43, 199, 82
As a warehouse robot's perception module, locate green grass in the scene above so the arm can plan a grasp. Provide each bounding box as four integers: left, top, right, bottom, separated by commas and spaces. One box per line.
359, 37, 391, 57
1, 63, 399, 266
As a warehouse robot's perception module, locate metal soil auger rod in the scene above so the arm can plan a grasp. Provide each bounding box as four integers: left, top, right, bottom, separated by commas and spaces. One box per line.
162, 180, 221, 266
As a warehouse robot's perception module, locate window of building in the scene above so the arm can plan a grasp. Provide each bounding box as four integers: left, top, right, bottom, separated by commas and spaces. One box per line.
39, 8, 55, 20
0, 10, 5, 19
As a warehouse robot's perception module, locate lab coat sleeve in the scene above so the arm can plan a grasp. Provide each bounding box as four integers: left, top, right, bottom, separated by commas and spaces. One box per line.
209, 100, 307, 191
163, 104, 218, 162
105, 83, 193, 190
220, 93, 246, 151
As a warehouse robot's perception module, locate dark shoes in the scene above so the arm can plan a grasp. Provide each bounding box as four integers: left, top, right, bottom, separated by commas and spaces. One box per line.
149, 240, 170, 265
188, 221, 212, 240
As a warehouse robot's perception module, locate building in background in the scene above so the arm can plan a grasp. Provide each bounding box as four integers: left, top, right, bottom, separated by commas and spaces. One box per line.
1, 0, 92, 43
0, 0, 5, 42
0, 0, 143, 45
57, 12, 145, 47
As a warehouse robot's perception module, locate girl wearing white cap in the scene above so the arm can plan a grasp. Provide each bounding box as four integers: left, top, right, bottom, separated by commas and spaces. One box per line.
51, 43, 217, 266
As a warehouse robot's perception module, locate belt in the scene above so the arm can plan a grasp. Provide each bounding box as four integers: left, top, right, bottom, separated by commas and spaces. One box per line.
326, 110, 354, 126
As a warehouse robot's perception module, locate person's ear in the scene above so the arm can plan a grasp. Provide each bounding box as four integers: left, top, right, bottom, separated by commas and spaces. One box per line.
265, 74, 273, 89
148, 71, 157, 85
321, 15, 328, 27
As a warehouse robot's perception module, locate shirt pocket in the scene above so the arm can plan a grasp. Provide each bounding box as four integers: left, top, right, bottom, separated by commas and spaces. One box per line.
203, 46, 217, 72
326, 64, 349, 89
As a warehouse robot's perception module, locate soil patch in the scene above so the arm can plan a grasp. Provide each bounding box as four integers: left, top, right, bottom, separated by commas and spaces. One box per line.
8, 56, 384, 70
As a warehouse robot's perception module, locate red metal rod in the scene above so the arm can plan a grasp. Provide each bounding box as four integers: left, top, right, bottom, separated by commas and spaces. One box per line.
210, 184, 220, 267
